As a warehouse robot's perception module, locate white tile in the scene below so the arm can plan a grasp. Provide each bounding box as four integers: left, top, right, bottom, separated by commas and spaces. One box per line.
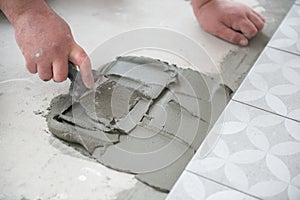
187, 101, 300, 200
233, 47, 300, 121
166, 171, 258, 200
268, 5, 300, 55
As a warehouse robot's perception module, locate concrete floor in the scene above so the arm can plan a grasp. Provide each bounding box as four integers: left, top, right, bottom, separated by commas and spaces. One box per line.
0, 0, 294, 199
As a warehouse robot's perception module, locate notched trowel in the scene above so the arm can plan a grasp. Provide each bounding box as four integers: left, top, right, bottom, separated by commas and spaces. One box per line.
68, 62, 106, 102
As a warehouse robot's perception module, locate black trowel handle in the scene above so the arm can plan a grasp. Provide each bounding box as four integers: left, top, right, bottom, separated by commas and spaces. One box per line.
68, 62, 78, 82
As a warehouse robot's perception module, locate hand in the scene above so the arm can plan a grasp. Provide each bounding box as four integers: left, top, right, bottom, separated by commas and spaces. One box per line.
1, 0, 94, 88
192, 0, 265, 46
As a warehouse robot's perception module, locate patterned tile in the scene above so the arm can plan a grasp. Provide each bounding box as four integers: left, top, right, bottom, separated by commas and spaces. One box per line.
268, 5, 300, 55
233, 47, 300, 121
166, 171, 259, 200
187, 101, 300, 200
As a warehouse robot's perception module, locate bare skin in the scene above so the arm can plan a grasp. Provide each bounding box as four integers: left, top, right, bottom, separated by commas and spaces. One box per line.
0, 0, 265, 85
0, 0, 94, 88
192, 0, 265, 46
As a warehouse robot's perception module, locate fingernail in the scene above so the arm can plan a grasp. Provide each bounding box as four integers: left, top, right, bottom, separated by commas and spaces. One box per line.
240, 39, 248, 46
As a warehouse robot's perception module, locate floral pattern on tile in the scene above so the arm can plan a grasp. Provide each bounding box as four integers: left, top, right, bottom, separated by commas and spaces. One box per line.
233, 47, 300, 121
187, 101, 300, 200
166, 171, 259, 200
268, 5, 300, 55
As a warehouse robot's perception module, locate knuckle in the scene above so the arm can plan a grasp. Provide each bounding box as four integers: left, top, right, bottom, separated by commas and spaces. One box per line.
78, 51, 88, 63
73, 46, 88, 61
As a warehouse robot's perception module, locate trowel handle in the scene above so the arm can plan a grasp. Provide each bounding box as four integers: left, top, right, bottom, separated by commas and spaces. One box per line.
68, 61, 78, 82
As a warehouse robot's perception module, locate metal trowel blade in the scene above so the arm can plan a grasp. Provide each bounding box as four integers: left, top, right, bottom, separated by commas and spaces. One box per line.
68, 62, 105, 102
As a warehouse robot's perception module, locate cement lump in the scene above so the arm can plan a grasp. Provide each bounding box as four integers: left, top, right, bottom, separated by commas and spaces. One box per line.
47, 56, 230, 192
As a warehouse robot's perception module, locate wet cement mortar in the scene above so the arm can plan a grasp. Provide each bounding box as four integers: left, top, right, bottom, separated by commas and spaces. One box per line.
47, 56, 231, 192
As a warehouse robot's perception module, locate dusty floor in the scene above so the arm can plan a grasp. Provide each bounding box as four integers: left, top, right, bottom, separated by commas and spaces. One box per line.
0, 0, 294, 199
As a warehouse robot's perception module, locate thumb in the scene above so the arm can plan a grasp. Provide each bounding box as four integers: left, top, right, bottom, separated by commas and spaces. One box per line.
69, 44, 94, 89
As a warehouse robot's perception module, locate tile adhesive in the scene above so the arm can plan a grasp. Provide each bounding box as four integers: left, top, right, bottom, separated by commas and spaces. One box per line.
47, 56, 231, 192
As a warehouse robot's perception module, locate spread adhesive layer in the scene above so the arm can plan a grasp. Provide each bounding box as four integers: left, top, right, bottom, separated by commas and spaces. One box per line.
47, 56, 231, 192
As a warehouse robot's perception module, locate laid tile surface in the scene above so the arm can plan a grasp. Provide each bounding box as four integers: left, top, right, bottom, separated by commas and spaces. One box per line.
187, 101, 300, 200
166, 171, 259, 200
268, 5, 300, 55
233, 47, 300, 121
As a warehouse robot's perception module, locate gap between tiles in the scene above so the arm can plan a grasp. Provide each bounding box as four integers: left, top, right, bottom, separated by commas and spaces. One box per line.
185, 169, 263, 200
268, 46, 300, 57
232, 99, 300, 124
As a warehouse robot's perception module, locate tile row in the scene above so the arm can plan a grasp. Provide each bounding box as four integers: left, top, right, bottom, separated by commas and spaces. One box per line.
233, 47, 300, 122
186, 101, 300, 200
268, 4, 300, 56
166, 171, 259, 200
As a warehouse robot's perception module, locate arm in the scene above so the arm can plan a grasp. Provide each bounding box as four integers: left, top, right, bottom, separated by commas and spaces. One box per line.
0, 0, 94, 88
192, 0, 265, 46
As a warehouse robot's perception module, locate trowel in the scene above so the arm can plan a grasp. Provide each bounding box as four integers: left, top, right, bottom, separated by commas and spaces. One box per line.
67, 62, 105, 101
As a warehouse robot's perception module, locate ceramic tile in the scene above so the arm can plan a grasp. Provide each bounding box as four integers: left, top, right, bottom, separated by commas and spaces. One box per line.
166, 171, 259, 200
187, 101, 300, 200
233, 47, 300, 121
268, 5, 300, 55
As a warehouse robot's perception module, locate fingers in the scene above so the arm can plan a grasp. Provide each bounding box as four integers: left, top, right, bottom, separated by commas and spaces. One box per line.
25, 59, 37, 74
216, 24, 249, 46
28, 57, 68, 82
236, 11, 265, 40
229, 12, 265, 41
24, 44, 91, 85
69, 44, 94, 89
252, 10, 265, 23
247, 11, 265, 31
237, 19, 258, 39
52, 59, 68, 82
37, 62, 53, 81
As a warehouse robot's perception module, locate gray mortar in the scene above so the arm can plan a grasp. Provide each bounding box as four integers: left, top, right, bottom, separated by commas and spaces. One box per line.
47, 56, 230, 192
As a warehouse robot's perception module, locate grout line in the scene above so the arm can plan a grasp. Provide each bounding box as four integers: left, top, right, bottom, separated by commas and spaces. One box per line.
232, 99, 300, 123
185, 170, 263, 200
267, 46, 300, 57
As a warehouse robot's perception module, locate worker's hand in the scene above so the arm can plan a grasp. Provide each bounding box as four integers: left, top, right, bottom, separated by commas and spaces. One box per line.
11, 2, 94, 88
192, 0, 265, 46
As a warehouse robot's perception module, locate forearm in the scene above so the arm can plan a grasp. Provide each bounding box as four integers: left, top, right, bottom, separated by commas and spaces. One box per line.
0, 0, 50, 25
